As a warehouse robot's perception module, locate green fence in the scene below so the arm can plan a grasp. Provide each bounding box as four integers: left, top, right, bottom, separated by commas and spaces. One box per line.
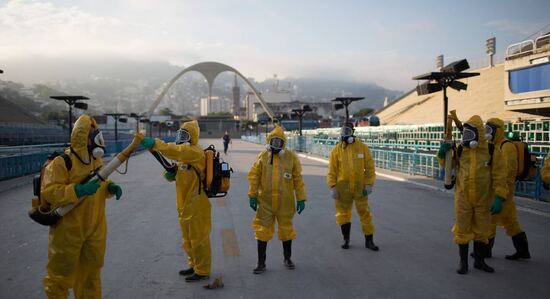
242, 134, 549, 202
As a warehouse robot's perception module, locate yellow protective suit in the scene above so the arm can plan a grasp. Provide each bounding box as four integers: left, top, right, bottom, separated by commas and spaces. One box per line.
441, 115, 508, 244
487, 118, 523, 237
327, 137, 376, 235
248, 126, 307, 242
152, 120, 212, 276
541, 154, 550, 184
42, 115, 114, 299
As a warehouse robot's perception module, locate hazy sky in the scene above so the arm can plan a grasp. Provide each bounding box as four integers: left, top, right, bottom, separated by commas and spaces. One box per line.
1, 0, 549, 90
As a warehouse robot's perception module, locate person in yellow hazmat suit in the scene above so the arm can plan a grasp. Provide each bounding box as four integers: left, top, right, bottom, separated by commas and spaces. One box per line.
485, 118, 531, 260
140, 120, 212, 282
541, 154, 550, 187
327, 123, 378, 251
41, 114, 123, 298
248, 125, 307, 274
438, 115, 508, 275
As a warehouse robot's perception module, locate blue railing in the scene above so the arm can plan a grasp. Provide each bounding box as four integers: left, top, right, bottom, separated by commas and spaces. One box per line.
242, 134, 549, 202
0, 137, 176, 181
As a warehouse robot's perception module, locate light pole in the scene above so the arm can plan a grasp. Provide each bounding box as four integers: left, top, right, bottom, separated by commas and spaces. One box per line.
413, 59, 479, 131
129, 113, 146, 133
104, 113, 128, 144
292, 105, 313, 136
332, 97, 364, 124
50, 96, 89, 142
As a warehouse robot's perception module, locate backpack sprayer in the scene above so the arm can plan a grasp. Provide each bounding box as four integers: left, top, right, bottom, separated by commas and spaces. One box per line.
28, 133, 145, 226
148, 145, 232, 198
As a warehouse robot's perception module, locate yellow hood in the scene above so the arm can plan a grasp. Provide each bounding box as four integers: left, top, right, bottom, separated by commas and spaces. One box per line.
266, 125, 287, 149
486, 117, 505, 144
181, 120, 200, 145
71, 114, 97, 157
464, 115, 488, 147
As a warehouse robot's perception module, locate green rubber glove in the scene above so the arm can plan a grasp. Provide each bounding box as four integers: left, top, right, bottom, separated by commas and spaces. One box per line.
249, 197, 257, 211
163, 170, 176, 182
107, 182, 123, 200
490, 195, 505, 215
363, 185, 373, 197
437, 142, 452, 159
74, 179, 100, 198
141, 137, 156, 149
296, 200, 305, 214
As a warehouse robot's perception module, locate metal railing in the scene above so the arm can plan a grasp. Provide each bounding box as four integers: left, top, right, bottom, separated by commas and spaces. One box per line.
242, 134, 549, 202
0, 136, 176, 181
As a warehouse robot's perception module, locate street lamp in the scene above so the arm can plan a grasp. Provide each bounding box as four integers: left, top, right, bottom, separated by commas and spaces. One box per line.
140, 118, 151, 137
129, 113, 146, 133
332, 97, 364, 124
413, 59, 480, 131
292, 104, 313, 136
104, 113, 128, 144
50, 96, 89, 141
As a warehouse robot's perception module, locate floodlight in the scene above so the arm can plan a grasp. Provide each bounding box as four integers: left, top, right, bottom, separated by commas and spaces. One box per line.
74, 102, 88, 110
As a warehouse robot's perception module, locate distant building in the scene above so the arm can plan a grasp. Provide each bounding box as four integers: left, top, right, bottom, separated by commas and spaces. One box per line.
252, 101, 333, 121
232, 74, 241, 114
200, 96, 231, 116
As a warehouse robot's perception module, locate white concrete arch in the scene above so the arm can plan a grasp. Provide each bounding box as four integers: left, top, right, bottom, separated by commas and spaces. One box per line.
147, 61, 275, 121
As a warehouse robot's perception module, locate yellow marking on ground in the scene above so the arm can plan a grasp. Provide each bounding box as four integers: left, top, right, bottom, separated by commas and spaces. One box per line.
221, 229, 240, 257
216, 197, 226, 207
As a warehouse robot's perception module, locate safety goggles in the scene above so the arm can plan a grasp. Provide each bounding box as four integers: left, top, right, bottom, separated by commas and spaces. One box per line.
90, 129, 105, 148
462, 124, 478, 142
269, 137, 285, 150
340, 126, 354, 137
175, 129, 191, 144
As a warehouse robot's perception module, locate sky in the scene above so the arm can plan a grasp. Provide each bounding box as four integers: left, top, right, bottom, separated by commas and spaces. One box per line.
1, 0, 549, 90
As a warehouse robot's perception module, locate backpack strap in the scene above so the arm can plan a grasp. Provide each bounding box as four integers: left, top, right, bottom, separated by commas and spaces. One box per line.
61, 153, 72, 171
191, 165, 203, 195
500, 140, 509, 150
457, 144, 463, 159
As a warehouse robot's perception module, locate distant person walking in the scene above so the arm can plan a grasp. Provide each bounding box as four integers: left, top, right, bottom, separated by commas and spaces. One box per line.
222, 131, 231, 155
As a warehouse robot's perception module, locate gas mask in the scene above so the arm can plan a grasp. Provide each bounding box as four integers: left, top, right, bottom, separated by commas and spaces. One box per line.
462, 123, 479, 149
267, 136, 285, 155
175, 129, 191, 145
340, 126, 355, 144
88, 129, 105, 158
484, 123, 497, 142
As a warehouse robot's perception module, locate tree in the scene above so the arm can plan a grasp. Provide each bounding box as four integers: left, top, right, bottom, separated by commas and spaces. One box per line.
160, 107, 174, 116
354, 108, 374, 117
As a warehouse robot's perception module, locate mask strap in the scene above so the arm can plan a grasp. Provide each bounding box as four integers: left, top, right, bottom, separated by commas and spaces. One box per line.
71, 146, 91, 165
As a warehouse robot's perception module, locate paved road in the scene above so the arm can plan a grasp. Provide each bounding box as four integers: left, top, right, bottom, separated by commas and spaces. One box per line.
1, 139, 549, 298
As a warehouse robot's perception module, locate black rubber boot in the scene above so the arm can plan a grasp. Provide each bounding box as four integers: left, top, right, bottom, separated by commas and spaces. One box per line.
470, 237, 494, 258
457, 244, 469, 275
283, 240, 295, 269
473, 241, 495, 273
253, 240, 267, 274
178, 268, 194, 276
185, 273, 209, 282
365, 234, 379, 251
340, 223, 351, 249
505, 232, 531, 260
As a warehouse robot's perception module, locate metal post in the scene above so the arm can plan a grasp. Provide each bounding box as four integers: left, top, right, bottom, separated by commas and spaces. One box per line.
443, 86, 448, 131
114, 116, 118, 143
298, 114, 303, 136
68, 104, 73, 142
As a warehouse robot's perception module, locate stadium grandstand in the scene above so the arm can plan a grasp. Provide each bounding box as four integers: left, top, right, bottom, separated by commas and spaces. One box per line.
0, 96, 66, 146
303, 32, 550, 153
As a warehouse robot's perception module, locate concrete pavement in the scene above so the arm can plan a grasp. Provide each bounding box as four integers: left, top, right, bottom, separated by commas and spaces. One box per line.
1, 139, 549, 298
